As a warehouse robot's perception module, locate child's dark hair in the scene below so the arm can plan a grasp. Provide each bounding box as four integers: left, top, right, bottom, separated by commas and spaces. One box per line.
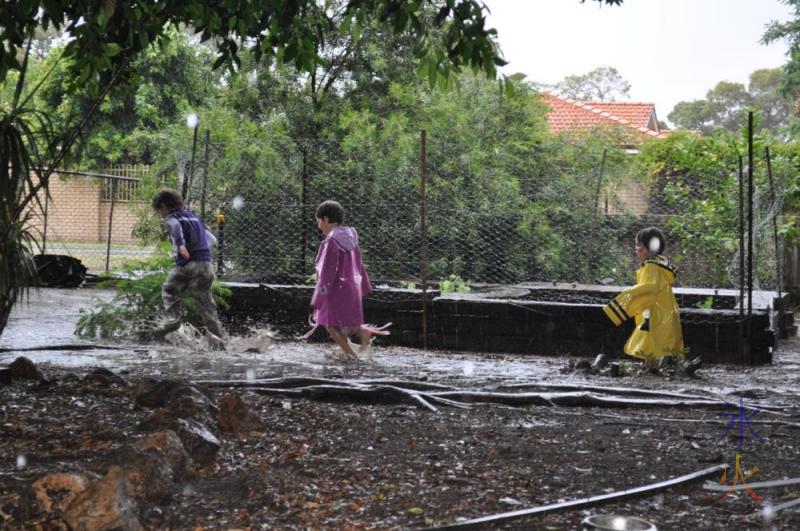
315, 200, 345, 224
637, 226, 665, 255
152, 189, 184, 211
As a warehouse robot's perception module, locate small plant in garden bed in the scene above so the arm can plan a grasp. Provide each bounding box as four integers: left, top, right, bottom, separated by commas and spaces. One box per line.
439, 274, 470, 294
76, 244, 230, 340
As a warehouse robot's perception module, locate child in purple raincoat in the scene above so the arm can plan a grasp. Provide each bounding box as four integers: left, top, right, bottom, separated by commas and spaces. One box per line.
311, 200, 385, 359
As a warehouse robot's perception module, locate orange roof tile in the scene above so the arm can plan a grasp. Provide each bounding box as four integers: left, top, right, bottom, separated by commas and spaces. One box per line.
541, 92, 669, 139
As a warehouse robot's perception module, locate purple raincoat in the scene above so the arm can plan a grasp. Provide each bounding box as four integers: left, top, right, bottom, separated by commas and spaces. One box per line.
311, 226, 371, 327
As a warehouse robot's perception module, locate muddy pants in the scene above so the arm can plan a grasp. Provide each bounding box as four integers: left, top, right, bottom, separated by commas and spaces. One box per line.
162, 260, 224, 338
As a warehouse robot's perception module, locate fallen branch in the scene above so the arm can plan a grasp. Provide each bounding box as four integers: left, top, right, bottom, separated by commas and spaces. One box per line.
427, 464, 727, 530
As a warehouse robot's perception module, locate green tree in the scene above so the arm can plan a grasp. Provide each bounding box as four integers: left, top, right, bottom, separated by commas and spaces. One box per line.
0, 0, 624, 336
554, 66, 631, 101
668, 70, 791, 135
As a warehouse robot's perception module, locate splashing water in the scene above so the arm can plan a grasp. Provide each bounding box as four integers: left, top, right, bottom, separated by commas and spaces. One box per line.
165, 324, 226, 352
463, 361, 475, 376
16, 454, 26, 468
232, 196, 245, 210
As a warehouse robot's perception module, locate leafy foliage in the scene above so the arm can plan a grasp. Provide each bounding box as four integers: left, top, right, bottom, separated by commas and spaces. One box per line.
554, 66, 631, 101
667, 70, 792, 136
75, 244, 231, 340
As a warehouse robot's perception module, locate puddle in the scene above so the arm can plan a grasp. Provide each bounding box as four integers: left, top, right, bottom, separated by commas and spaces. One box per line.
1, 288, 799, 410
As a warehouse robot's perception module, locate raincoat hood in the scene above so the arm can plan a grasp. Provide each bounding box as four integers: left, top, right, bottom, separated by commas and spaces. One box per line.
643, 255, 677, 286
329, 226, 358, 251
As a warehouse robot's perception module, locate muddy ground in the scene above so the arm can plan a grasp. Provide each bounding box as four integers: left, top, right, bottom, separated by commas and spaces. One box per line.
1, 288, 800, 530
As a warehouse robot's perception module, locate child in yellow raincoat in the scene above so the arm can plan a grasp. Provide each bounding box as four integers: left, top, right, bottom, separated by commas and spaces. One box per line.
603, 227, 684, 360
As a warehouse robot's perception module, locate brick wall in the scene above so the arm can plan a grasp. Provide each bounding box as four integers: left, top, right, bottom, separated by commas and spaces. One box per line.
25, 172, 143, 244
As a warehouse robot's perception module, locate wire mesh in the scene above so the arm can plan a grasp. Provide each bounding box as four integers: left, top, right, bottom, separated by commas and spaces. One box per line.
29, 134, 788, 299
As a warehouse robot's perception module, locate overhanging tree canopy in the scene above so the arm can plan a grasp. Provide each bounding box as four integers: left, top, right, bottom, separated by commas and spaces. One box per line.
1, 0, 623, 90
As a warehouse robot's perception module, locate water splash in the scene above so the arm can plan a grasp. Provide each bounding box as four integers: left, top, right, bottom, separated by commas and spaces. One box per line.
463, 361, 475, 376
16, 454, 26, 468
232, 196, 245, 210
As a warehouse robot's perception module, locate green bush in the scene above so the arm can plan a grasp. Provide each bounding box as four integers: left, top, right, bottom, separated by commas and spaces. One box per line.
76, 243, 230, 340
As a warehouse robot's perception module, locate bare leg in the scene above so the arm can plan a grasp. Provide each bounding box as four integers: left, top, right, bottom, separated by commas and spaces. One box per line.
357, 327, 372, 353
325, 326, 358, 358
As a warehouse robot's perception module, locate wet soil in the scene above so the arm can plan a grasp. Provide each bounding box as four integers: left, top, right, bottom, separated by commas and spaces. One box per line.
1, 289, 799, 530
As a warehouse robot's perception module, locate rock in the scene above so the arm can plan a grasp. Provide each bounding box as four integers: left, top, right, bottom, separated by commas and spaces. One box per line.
83, 367, 129, 388
9, 356, 42, 380
62, 466, 142, 531
132, 378, 175, 407
575, 360, 591, 371
175, 418, 221, 465
134, 379, 217, 427
113, 446, 176, 503
136, 412, 220, 466
134, 431, 188, 476
0, 367, 11, 385
218, 394, 262, 435
164, 384, 218, 428
32, 473, 88, 513
607, 363, 622, 377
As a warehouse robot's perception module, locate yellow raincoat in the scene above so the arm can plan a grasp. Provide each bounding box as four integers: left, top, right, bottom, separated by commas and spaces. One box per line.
603, 255, 684, 360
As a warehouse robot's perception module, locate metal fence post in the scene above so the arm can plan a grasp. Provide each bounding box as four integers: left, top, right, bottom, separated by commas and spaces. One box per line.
42, 178, 49, 254
747, 111, 754, 318
765, 146, 785, 337
201, 129, 210, 221
420, 130, 428, 350
184, 118, 199, 203
301, 148, 308, 275
586, 148, 607, 283
105, 178, 117, 272
216, 212, 225, 278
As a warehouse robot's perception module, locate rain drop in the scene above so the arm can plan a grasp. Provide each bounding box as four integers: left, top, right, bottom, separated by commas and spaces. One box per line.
762, 502, 774, 524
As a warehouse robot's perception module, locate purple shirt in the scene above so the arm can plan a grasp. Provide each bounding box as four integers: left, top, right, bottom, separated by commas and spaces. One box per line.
311, 227, 371, 327
164, 208, 212, 266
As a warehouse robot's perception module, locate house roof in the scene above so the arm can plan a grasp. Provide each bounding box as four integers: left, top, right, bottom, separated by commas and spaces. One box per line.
541, 92, 670, 139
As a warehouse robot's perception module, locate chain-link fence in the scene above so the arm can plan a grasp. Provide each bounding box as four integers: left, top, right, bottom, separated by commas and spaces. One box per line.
201, 134, 787, 295
32, 132, 787, 297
